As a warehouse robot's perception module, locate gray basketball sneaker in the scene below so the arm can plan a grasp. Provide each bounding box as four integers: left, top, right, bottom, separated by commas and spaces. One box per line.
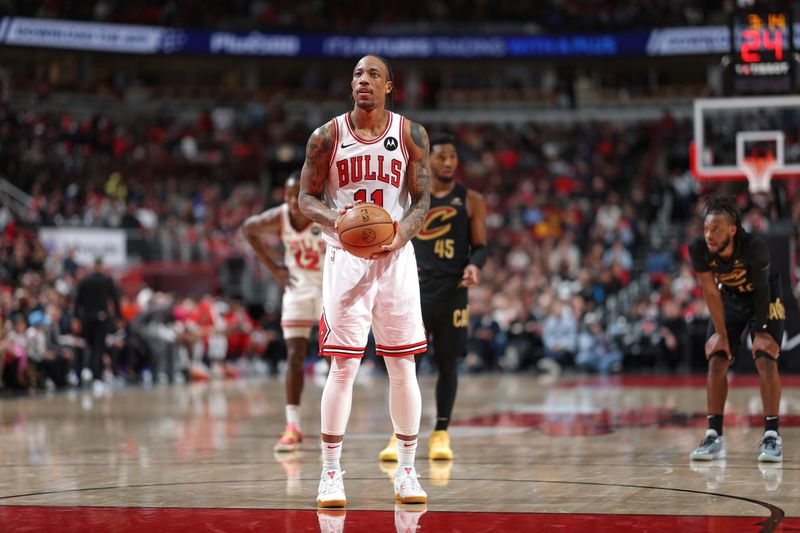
690, 430, 726, 461
758, 431, 783, 463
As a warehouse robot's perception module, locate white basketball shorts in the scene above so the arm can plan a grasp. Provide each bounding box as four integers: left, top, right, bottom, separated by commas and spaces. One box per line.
281, 285, 322, 339
319, 242, 427, 358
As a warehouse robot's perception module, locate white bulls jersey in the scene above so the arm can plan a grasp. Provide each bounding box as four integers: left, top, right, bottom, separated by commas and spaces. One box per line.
324, 110, 410, 247
280, 203, 325, 296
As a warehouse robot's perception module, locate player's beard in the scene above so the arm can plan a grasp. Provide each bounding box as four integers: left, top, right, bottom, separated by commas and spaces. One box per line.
435, 174, 454, 183
712, 234, 732, 254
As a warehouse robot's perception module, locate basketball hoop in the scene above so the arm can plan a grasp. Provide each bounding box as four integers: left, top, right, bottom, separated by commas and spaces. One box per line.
741, 153, 777, 194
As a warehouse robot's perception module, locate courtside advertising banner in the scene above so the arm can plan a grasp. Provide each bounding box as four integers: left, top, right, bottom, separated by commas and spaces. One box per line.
3, 17, 800, 58
0, 17, 163, 53
38, 227, 127, 267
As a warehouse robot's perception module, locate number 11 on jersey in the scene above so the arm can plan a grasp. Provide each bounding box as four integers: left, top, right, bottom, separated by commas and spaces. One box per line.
354, 188, 384, 207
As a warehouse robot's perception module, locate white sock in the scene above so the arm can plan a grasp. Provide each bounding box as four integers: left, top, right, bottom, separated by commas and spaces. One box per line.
397, 438, 417, 467
705, 428, 718, 438
322, 440, 342, 471
286, 404, 301, 430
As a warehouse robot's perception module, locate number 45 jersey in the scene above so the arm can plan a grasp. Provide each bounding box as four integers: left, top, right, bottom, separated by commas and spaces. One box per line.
281, 203, 325, 298
413, 183, 471, 277
324, 111, 411, 248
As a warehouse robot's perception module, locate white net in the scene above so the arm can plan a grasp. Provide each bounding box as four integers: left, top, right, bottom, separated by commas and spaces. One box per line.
741, 155, 777, 194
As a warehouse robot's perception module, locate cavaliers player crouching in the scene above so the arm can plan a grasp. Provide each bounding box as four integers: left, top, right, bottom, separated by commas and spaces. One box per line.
689, 196, 784, 463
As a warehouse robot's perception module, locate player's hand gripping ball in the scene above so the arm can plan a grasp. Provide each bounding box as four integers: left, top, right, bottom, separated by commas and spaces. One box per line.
337, 204, 395, 259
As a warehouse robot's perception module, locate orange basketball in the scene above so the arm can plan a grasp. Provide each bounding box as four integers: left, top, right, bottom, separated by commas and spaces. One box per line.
337, 204, 395, 259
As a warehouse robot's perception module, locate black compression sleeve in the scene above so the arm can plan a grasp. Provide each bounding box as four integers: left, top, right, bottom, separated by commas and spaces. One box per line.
468, 244, 487, 269
750, 238, 771, 330
753, 266, 771, 330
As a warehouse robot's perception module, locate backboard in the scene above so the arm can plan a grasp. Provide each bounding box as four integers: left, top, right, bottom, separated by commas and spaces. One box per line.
691, 95, 800, 193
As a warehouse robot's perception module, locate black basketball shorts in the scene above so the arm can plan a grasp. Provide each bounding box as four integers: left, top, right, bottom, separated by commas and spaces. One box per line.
419, 275, 469, 359
706, 284, 785, 359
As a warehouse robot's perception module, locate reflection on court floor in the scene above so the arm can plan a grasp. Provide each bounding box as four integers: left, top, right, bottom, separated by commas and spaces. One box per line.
0, 374, 797, 532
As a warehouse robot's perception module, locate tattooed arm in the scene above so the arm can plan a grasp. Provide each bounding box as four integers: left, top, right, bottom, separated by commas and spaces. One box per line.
299, 122, 339, 228
375, 119, 431, 257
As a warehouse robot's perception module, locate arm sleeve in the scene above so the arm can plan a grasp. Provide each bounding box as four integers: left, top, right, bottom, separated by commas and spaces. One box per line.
749, 237, 771, 331
468, 244, 488, 269
688, 238, 709, 272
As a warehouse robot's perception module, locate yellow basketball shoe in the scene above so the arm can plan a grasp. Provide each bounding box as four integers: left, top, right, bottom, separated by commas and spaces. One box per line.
428, 430, 453, 460
379, 434, 398, 462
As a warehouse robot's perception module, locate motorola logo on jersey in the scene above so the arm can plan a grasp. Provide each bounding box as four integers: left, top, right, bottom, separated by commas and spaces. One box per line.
417, 206, 458, 240
335, 155, 403, 188
384, 136, 398, 151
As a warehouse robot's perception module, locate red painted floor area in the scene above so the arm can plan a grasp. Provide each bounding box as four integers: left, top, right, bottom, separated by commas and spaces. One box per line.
0, 506, 795, 533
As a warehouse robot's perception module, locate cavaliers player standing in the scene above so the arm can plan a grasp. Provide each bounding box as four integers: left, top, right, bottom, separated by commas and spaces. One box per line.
242, 173, 325, 452
299, 55, 431, 507
379, 133, 487, 464
689, 196, 784, 462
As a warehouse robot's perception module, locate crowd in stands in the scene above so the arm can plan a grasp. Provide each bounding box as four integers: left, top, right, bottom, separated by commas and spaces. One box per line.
2, 0, 724, 32
0, 222, 286, 391
3, 92, 800, 393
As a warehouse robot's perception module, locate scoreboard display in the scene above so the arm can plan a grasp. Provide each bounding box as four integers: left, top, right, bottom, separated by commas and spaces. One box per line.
730, 5, 794, 93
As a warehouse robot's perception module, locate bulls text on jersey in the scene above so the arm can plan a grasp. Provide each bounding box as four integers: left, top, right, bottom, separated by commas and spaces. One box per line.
334, 155, 403, 188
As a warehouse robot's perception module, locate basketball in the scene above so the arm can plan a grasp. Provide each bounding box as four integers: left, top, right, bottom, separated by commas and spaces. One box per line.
337, 204, 395, 259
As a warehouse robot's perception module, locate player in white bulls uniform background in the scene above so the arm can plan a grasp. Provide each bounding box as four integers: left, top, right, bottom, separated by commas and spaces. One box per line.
299, 55, 432, 508
242, 173, 325, 452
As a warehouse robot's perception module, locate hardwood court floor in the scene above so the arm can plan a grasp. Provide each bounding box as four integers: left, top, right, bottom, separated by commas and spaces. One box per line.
1, 371, 799, 532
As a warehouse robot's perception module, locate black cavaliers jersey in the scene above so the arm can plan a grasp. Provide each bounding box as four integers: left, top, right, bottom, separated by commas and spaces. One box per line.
689, 230, 777, 298
413, 183, 471, 277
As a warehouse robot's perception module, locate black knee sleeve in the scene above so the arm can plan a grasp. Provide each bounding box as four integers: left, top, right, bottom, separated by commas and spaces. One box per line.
754, 350, 778, 362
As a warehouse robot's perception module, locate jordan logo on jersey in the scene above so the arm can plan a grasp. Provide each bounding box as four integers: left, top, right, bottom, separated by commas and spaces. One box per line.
335, 155, 402, 188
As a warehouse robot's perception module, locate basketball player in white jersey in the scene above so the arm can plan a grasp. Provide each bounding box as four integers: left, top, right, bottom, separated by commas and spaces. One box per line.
242, 172, 325, 452
299, 55, 432, 508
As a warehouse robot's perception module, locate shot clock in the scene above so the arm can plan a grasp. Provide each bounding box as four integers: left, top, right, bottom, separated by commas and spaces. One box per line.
730, 4, 795, 93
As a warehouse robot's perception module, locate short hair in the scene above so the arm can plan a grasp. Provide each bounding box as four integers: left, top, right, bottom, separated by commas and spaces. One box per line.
703, 195, 741, 226
430, 133, 457, 150
350, 55, 396, 109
